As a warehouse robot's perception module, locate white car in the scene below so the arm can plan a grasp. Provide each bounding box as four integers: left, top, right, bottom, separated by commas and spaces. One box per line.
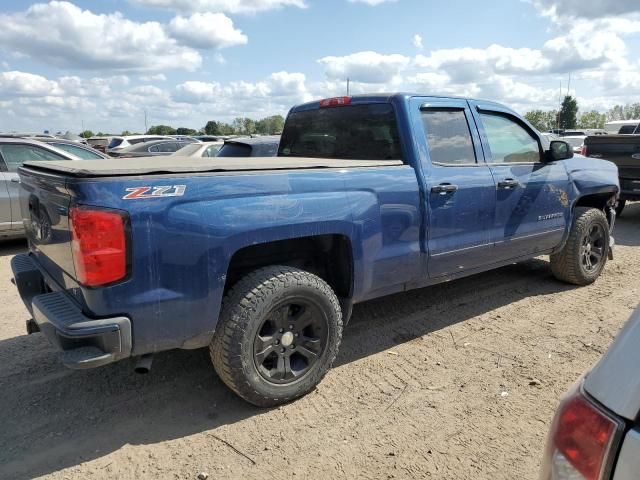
106, 135, 174, 155
172, 141, 223, 158
604, 120, 640, 135
562, 135, 587, 154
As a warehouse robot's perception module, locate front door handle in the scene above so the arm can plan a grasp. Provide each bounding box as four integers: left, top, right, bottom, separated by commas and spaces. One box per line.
431, 183, 458, 195
10, 178, 20, 183
497, 178, 520, 189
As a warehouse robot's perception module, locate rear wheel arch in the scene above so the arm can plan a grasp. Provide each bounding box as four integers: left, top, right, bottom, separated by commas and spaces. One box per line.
223, 234, 355, 315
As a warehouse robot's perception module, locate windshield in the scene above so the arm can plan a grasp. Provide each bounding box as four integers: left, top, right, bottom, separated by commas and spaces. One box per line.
107, 138, 123, 149
278, 103, 402, 160
173, 143, 202, 156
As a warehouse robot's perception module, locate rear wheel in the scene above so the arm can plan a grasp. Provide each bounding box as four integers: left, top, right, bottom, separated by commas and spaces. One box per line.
550, 207, 610, 285
210, 266, 343, 407
615, 199, 626, 218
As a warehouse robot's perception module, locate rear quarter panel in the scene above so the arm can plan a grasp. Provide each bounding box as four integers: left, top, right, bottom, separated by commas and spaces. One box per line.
68, 166, 422, 354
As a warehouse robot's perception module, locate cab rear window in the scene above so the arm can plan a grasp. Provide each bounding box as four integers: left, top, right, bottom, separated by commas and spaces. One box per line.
278, 104, 402, 161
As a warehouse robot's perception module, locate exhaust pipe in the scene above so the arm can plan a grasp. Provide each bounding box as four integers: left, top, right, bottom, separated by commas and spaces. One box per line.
134, 354, 153, 374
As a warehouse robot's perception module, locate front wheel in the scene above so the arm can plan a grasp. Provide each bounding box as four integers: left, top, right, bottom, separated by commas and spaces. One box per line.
550, 207, 610, 286
210, 266, 343, 407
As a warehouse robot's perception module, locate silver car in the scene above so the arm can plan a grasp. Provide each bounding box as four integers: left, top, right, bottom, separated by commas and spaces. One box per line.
0, 138, 85, 239
540, 305, 640, 480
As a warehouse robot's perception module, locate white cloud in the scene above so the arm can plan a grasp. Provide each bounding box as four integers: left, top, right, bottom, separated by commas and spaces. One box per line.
140, 73, 167, 82
413, 34, 423, 50
168, 13, 247, 49
347, 0, 397, 5
0, 71, 61, 97
173, 80, 223, 103
318, 51, 410, 84
533, 0, 640, 19
0, 1, 201, 72
130, 0, 306, 14
415, 45, 550, 83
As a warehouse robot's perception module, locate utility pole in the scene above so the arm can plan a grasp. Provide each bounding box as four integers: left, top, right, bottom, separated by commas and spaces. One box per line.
144, 110, 148, 133
347, 78, 350, 96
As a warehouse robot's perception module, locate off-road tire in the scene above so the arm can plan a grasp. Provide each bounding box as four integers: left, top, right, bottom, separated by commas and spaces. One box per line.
616, 199, 626, 218
550, 207, 610, 285
210, 266, 343, 407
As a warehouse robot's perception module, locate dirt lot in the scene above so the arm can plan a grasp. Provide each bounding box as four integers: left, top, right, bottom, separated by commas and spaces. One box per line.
0, 205, 638, 480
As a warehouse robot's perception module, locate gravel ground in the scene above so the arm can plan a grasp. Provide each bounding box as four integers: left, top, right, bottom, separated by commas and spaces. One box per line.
0, 203, 638, 480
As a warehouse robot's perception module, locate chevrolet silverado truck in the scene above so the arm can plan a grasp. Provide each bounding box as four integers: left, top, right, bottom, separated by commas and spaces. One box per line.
583, 134, 640, 216
11, 94, 619, 406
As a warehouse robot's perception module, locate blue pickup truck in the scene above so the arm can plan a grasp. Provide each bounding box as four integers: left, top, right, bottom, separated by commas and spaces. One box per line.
11, 94, 619, 406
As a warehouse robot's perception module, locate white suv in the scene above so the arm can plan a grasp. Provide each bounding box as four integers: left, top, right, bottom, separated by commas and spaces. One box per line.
106, 135, 173, 155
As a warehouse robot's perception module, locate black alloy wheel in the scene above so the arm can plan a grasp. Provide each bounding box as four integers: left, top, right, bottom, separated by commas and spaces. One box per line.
253, 299, 328, 384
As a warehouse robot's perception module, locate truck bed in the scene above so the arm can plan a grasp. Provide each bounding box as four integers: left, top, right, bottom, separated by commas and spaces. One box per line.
22, 156, 403, 178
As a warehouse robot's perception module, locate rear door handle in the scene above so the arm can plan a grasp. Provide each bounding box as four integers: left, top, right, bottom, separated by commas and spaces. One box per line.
431, 183, 458, 195
497, 178, 520, 189
10, 178, 20, 183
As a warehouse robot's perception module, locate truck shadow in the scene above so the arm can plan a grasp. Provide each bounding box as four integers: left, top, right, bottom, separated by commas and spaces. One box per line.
0, 238, 27, 257
616, 202, 640, 247
0, 253, 583, 479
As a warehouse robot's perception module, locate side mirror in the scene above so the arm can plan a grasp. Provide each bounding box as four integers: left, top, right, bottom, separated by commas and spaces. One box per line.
547, 141, 574, 161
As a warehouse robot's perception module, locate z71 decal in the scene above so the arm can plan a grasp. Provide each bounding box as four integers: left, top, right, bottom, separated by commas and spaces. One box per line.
122, 185, 186, 200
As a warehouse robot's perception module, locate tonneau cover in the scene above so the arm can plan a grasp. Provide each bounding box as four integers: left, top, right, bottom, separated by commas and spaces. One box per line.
21, 156, 404, 177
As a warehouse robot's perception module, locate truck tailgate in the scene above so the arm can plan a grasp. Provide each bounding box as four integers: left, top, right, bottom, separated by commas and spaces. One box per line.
18, 166, 76, 287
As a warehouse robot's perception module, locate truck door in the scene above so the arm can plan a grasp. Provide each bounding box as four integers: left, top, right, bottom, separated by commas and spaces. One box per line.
411, 98, 496, 277
469, 102, 569, 261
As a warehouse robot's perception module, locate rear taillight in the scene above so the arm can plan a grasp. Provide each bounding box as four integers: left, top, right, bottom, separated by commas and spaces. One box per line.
69, 207, 129, 287
541, 384, 624, 480
581, 145, 588, 156
319, 96, 351, 108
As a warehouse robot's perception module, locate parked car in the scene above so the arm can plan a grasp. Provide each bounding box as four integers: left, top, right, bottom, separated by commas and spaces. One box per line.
86, 136, 111, 153
604, 120, 640, 135
563, 135, 587, 154
33, 138, 110, 160
0, 138, 90, 239
583, 134, 640, 216
559, 129, 607, 137
172, 141, 223, 157
11, 94, 619, 407
217, 135, 280, 157
110, 138, 199, 158
540, 304, 640, 480
106, 135, 175, 155
194, 135, 226, 142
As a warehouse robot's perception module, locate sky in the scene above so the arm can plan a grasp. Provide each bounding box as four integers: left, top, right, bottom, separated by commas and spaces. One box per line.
0, 0, 639, 134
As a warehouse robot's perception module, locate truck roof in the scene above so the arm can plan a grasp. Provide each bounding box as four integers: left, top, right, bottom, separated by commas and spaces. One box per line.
21, 156, 403, 178
289, 92, 508, 114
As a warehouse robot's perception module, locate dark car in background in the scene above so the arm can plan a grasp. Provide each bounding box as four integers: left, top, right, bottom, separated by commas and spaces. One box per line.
216, 135, 280, 158
110, 138, 200, 158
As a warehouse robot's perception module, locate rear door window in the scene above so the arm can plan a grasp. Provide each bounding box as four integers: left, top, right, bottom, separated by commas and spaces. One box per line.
0, 144, 67, 171
422, 109, 476, 165
278, 103, 402, 161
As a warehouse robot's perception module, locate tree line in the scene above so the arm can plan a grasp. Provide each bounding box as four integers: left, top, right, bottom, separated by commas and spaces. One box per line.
524, 96, 640, 132
79, 114, 285, 139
